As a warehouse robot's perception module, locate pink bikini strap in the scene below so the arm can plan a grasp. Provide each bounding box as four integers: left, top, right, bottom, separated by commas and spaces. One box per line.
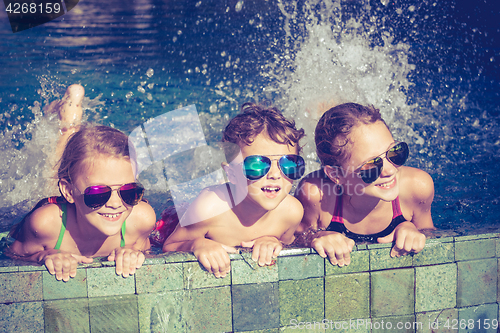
331, 193, 344, 224
391, 196, 403, 219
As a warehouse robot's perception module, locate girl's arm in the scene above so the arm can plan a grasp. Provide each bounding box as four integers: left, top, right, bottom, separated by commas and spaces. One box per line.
295, 176, 354, 267
8, 204, 93, 281
108, 200, 156, 277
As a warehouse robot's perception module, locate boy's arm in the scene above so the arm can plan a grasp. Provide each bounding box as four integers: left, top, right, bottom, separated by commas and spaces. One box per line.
163, 217, 236, 278
108, 200, 157, 277
245, 195, 304, 266
294, 177, 354, 267
8, 205, 93, 281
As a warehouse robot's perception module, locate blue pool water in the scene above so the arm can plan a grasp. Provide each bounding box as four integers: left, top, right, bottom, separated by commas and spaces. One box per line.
0, 0, 498, 231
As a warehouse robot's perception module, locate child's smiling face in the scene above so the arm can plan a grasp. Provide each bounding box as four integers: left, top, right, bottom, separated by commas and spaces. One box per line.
339, 121, 401, 201
236, 132, 298, 211
70, 155, 137, 236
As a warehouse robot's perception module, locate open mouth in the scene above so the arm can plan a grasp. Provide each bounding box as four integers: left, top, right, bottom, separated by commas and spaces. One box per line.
99, 212, 123, 220
262, 186, 281, 193
375, 178, 396, 189
261, 185, 281, 198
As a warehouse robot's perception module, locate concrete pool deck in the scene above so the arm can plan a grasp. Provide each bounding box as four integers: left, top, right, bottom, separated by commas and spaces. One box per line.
0, 228, 499, 332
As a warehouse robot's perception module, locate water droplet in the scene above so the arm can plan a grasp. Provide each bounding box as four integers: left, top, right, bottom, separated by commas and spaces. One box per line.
146, 68, 154, 77
235, 0, 244, 12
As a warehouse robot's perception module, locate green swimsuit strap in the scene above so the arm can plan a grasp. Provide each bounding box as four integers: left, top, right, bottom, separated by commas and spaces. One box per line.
54, 204, 125, 249
54, 203, 67, 250
120, 220, 126, 247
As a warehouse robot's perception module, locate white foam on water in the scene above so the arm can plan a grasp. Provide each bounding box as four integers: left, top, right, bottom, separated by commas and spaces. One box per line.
259, 0, 428, 172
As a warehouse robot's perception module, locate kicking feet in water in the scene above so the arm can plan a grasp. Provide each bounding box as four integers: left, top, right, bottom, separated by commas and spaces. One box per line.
44, 84, 85, 164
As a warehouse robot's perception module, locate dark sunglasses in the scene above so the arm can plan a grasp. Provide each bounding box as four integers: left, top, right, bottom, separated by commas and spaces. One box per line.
356, 142, 409, 184
82, 183, 145, 209
243, 154, 306, 181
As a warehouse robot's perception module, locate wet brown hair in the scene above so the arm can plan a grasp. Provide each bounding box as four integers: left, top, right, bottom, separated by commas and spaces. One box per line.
315, 103, 386, 167
57, 125, 134, 183
222, 102, 305, 161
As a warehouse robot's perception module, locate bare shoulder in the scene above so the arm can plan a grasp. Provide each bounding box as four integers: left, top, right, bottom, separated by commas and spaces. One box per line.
275, 194, 304, 224
128, 200, 157, 233
26, 204, 63, 239
399, 166, 435, 229
400, 166, 435, 202
181, 184, 233, 225
9, 204, 62, 254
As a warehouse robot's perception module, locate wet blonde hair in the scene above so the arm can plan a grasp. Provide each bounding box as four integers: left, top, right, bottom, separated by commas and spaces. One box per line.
57, 125, 135, 183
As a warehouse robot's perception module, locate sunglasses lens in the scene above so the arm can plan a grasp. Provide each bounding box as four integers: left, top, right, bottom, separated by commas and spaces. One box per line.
243, 156, 271, 180
119, 183, 145, 206
359, 158, 383, 184
387, 142, 409, 166
84, 186, 112, 209
279, 155, 305, 180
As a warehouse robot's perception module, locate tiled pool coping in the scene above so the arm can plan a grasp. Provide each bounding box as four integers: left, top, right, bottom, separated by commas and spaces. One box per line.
1, 228, 499, 332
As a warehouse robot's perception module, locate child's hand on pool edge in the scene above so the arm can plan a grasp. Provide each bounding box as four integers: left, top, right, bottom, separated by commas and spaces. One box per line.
43, 250, 94, 282
378, 221, 426, 258
241, 236, 282, 266
310, 231, 355, 267
191, 238, 237, 278
108, 247, 146, 277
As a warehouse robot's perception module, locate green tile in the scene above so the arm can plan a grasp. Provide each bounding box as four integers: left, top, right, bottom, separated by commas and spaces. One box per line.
89, 295, 139, 333
455, 238, 496, 261
182, 261, 231, 289
278, 254, 323, 280
370, 315, 416, 333
135, 262, 183, 294
454, 233, 498, 241
0, 271, 42, 303
233, 282, 279, 331
280, 324, 326, 332
416, 308, 459, 333
232, 259, 279, 284
0, 259, 20, 272
44, 298, 90, 333
241, 329, 280, 333
87, 267, 135, 297
137, 291, 186, 333
0, 301, 44, 333
162, 251, 198, 263
279, 247, 311, 256
185, 286, 232, 332
43, 269, 88, 300
498, 258, 500, 303
371, 268, 414, 317
279, 278, 324, 326
413, 241, 454, 266
458, 303, 499, 333
325, 273, 370, 321
17, 263, 45, 271
325, 249, 369, 275
0, 264, 19, 273
142, 256, 167, 265
369, 247, 413, 270
415, 263, 457, 312
367, 242, 393, 250
457, 258, 497, 307
496, 238, 500, 258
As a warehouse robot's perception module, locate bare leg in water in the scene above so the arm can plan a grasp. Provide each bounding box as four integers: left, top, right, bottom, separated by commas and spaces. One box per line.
44, 84, 85, 167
